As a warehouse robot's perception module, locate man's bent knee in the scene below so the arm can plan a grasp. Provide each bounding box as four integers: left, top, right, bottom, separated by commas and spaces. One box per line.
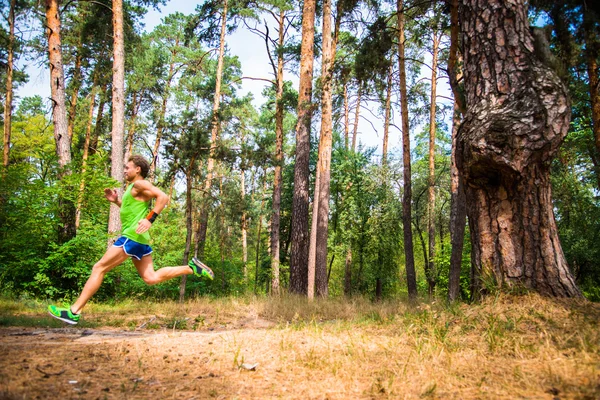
141, 275, 160, 285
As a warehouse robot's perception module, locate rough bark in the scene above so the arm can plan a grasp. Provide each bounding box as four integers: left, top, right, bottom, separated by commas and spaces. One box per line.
3, 0, 16, 168
397, 0, 417, 299
46, 0, 75, 243
458, 0, 581, 298
448, 100, 466, 301
108, 0, 125, 240
289, 0, 316, 295
447, 0, 466, 302
197, 0, 228, 261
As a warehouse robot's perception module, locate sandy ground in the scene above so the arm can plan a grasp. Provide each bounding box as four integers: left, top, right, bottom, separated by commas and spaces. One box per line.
0, 306, 598, 399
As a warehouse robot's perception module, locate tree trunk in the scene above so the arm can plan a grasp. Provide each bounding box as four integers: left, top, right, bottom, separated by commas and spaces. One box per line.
382, 64, 392, 165
448, 100, 466, 301
125, 90, 141, 162
270, 9, 286, 296
180, 161, 195, 303
344, 247, 352, 296
46, 0, 75, 243
343, 81, 349, 150
289, 0, 316, 295
397, 0, 417, 299
150, 49, 177, 180
584, 6, 600, 190
352, 84, 361, 151
90, 83, 107, 156
108, 0, 125, 240
67, 49, 82, 141
3, 0, 16, 168
447, 0, 466, 302
458, 0, 581, 298
197, 0, 228, 261
241, 140, 248, 280
426, 32, 440, 297
75, 84, 98, 229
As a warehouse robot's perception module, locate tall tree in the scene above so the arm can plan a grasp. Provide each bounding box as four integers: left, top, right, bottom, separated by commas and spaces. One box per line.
107, 0, 126, 239
458, 0, 581, 297
289, 0, 316, 295
3, 0, 16, 168
46, 0, 75, 243
397, 0, 417, 299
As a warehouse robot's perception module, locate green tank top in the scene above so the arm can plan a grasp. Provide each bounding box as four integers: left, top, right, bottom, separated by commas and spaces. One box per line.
120, 183, 151, 245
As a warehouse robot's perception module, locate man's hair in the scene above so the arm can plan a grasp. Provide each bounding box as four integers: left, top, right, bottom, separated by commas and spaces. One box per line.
129, 155, 150, 178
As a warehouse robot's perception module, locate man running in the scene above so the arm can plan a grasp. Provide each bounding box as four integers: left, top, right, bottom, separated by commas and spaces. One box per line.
48, 155, 213, 325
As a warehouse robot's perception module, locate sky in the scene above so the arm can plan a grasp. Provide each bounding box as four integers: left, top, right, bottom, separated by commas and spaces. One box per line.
15, 0, 453, 159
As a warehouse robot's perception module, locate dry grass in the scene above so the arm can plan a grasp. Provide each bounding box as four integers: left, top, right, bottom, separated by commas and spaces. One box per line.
0, 293, 598, 399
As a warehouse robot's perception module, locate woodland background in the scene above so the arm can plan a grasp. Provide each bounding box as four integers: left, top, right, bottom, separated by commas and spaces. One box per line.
1, 0, 599, 303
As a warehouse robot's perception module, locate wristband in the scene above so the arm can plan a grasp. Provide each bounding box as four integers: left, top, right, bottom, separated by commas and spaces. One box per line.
146, 210, 159, 223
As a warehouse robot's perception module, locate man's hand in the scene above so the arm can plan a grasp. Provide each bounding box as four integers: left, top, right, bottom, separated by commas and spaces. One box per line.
104, 188, 119, 203
136, 219, 152, 234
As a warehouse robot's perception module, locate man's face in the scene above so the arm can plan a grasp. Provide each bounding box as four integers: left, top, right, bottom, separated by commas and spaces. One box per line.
124, 161, 140, 182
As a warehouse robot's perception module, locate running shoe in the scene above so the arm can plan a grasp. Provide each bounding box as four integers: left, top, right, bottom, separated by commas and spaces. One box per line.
188, 257, 214, 280
48, 305, 80, 325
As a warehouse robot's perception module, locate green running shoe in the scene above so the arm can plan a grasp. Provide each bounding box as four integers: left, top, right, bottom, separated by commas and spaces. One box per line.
188, 257, 214, 280
48, 305, 80, 325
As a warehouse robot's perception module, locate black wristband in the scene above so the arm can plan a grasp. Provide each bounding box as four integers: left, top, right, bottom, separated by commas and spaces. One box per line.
146, 210, 159, 223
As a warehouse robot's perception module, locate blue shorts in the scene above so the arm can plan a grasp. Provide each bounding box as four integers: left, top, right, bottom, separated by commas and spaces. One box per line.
113, 236, 153, 260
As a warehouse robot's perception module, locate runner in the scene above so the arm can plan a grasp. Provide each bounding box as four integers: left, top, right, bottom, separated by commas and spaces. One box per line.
48, 155, 213, 325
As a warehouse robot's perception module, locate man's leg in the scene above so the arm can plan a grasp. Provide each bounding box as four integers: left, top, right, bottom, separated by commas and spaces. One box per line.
133, 255, 192, 285
71, 245, 129, 314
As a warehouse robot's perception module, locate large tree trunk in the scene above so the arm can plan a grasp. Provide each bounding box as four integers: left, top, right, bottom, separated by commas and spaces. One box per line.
458, 0, 581, 298
197, 0, 228, 261
310, 0, 336, 298
426, 32, 440, 297
46, 0, 75, 243
108, 0, 125, 240
289, 0, 316, 295
3, 0, 16, 168
270, 9, 286, 296
447, 0, 466, 302
397, 0, 417, 299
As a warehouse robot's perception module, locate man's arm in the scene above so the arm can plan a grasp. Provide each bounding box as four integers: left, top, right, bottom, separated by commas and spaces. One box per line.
133, 180, 170, 234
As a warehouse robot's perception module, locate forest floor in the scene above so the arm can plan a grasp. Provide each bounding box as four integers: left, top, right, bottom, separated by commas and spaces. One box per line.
0, 293, 598, 399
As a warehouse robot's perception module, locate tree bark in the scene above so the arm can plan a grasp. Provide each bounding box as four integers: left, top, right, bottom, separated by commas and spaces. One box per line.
458, 0, 581, 298
270, 11, 286, 296
108, 0, 125, 240
75, 84, 98, 230
584, 6, 600, 190
352, 84, 361, 151
46, 0, 75, 243
447, 0, 466, 302
197, 0, 228, 261
343, 81, 349, 150
426, 32, 440, 297
67, 50, 82, 141
397, 0, 417, 299
90, 83, 107, 156
448, 100, 466, 301
289, 0, 316, 295
125, 90, 141, 161
3, 0, 16, 168
382, 64, 392, 165
180, 160, 196, 303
